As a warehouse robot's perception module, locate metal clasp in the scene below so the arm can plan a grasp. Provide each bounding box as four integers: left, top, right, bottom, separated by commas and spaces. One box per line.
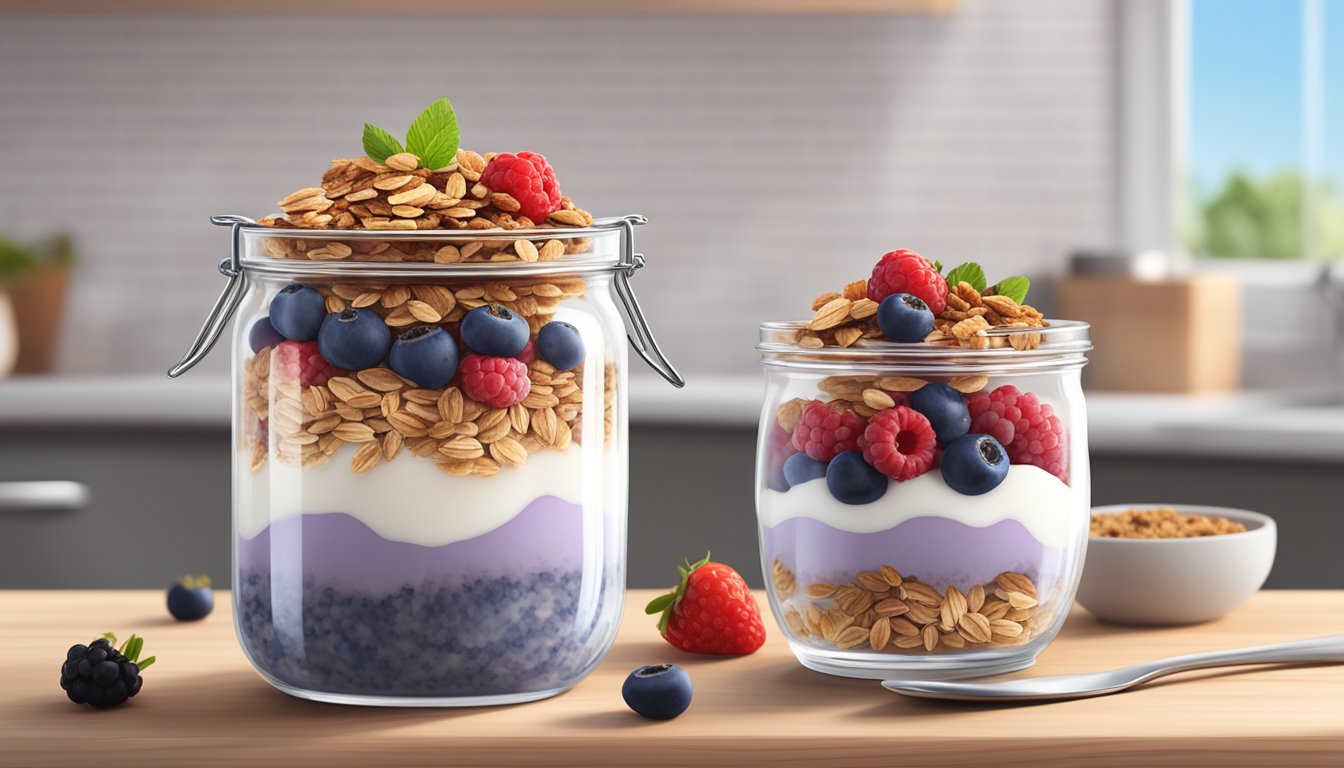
169, 213, 684, 388
166, 215, 255, 377
612, 215, 685, 388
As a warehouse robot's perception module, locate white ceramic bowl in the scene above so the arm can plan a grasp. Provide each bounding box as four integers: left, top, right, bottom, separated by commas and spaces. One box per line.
1076, 504, 1277, 625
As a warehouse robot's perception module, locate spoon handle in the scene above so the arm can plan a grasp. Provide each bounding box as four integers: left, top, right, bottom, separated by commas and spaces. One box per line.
1127, 633, 1344, 683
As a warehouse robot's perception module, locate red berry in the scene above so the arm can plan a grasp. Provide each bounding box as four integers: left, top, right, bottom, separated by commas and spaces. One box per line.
480, 151, 563, 223
647, 555, 766, 656
459, 355, 531, 408
272, 340, 347, 387
766, 422, 797, 491
859, 406, 937, 481
516, 339, 537, 365
967, 385, 1069, 482
791, 400, 866, 462
867, 249, 948, 315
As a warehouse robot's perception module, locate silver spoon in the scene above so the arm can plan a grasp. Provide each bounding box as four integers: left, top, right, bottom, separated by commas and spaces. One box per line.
882, 634, 1344, 702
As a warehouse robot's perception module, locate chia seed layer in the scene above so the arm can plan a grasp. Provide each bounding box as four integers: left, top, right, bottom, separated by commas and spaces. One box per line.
234, 496, 620, 698
236, 568, 617, 697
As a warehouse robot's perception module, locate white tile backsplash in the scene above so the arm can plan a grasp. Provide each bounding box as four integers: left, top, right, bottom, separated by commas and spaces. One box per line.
0, 0, 1116, 377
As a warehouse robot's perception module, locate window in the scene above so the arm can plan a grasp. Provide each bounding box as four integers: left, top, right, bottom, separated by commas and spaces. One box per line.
1180, 0, 1343, 261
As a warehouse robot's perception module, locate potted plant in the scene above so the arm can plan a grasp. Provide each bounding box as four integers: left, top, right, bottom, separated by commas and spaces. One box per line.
0, 233, 74, 374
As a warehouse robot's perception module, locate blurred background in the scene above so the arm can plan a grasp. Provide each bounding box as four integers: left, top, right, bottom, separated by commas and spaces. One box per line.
0, 0, 1340, 588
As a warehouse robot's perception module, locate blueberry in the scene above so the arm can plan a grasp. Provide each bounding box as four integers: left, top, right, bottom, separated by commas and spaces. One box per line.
537, 321, 585, 371
910, 383, 971, 444
389, 326, 459, 388
877, 293, 935, 343
268, 283, 326, 341
825, 451, 887, 505
940, 433, 1010, 496
782, 453, 828, 488
621, 664, 693, 720
318, 308, 392, 370
168, 581, 214, 621
248, 317, 285, 353
460, 304, 529, 357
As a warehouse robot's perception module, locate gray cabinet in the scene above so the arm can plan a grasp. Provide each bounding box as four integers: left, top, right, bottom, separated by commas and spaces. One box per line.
2, 424, 1342, 589
0, 428, 231, 589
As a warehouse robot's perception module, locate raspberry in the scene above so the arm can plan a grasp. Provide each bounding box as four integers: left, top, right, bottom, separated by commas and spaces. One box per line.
967, 385, 1069, 482
459, 355, 531, 408
765, 422, 797, 492
479, 151, 563, 223
859, 406, 937, 481
273, 340, 347, 387
791, 401, 866, 462
867, 249, 948, 315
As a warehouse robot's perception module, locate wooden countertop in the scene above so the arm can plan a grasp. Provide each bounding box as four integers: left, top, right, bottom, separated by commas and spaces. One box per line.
3, 590, 1343, 766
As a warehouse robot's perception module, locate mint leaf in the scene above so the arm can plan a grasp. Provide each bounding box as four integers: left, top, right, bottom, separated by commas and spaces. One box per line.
362, 123, 403, 164
420, 127, 461, 171
991, 276, 1030, 304
932, 259, 944, 273
405, 98, 459, 168
944, 262, 987, 292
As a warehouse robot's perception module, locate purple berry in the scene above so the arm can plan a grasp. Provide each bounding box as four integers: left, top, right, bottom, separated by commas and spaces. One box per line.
782, 453, 828, 488
460, 304, 529, 357
826, 451, 887, 505
167, 577, 214, 621
537, 321, 585, 371
622, 664, 693, 720
941, 433, 1009, 496
877, 293, 935, 343
317, 308, 392, 370
910, 383, 971, 444
389, 326, 459, 388
248, 317, 285, 353
268, 283, 326, 341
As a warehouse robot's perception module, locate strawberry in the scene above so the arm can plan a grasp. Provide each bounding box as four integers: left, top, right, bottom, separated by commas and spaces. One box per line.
645, 554, 766, 656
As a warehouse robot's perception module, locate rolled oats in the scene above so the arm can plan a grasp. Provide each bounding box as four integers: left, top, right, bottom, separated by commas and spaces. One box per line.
775, 566, 1044, 656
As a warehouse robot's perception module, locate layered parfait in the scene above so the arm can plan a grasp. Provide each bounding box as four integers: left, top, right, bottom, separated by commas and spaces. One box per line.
758, 249, 1089, 673
232, 100, 624, 701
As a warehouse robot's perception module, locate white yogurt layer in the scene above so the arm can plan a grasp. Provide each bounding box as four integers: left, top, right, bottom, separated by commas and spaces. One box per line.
757, 465, 1077, 550
238, 446, 588, 545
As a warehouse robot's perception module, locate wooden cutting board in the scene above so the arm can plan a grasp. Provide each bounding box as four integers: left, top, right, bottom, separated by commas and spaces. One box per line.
2, 589, 1342, 766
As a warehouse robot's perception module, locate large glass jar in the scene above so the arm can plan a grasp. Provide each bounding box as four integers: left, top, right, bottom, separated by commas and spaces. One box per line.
756, 320, 1090, 680
173, 215, 679, 706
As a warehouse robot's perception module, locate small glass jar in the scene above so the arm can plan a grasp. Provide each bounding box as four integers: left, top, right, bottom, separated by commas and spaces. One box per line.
174, 215, 679, 706
756, 320, 1090, 680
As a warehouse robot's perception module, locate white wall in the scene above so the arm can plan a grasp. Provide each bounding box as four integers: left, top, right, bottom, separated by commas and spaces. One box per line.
0, 0, 1117, 377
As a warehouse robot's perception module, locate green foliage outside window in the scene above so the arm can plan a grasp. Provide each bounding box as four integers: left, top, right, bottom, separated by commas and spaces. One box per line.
1187, 171, 1344, 261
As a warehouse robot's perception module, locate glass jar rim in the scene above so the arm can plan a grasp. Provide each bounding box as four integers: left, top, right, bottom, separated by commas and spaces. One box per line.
244, 218, 623, 243
238, 218, 626, 278
758, 319, 1091, 375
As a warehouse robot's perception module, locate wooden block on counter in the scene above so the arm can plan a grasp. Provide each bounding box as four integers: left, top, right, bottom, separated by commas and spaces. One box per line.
1057, 274, 1241, 393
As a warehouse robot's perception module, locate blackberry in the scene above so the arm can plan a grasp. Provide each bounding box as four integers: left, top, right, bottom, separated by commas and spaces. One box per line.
60, 633, 155, 709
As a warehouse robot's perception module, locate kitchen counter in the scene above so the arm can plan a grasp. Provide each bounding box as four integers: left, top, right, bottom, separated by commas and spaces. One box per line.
3, 589, 1343, 766
2, 374, 1342, 461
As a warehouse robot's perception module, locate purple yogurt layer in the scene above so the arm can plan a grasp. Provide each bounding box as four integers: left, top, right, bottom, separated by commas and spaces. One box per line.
238, 495, 585, 595
762, 515, 1071, 591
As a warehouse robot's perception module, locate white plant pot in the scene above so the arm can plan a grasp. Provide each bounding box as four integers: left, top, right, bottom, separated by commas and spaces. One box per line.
0, 289, 18, 378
